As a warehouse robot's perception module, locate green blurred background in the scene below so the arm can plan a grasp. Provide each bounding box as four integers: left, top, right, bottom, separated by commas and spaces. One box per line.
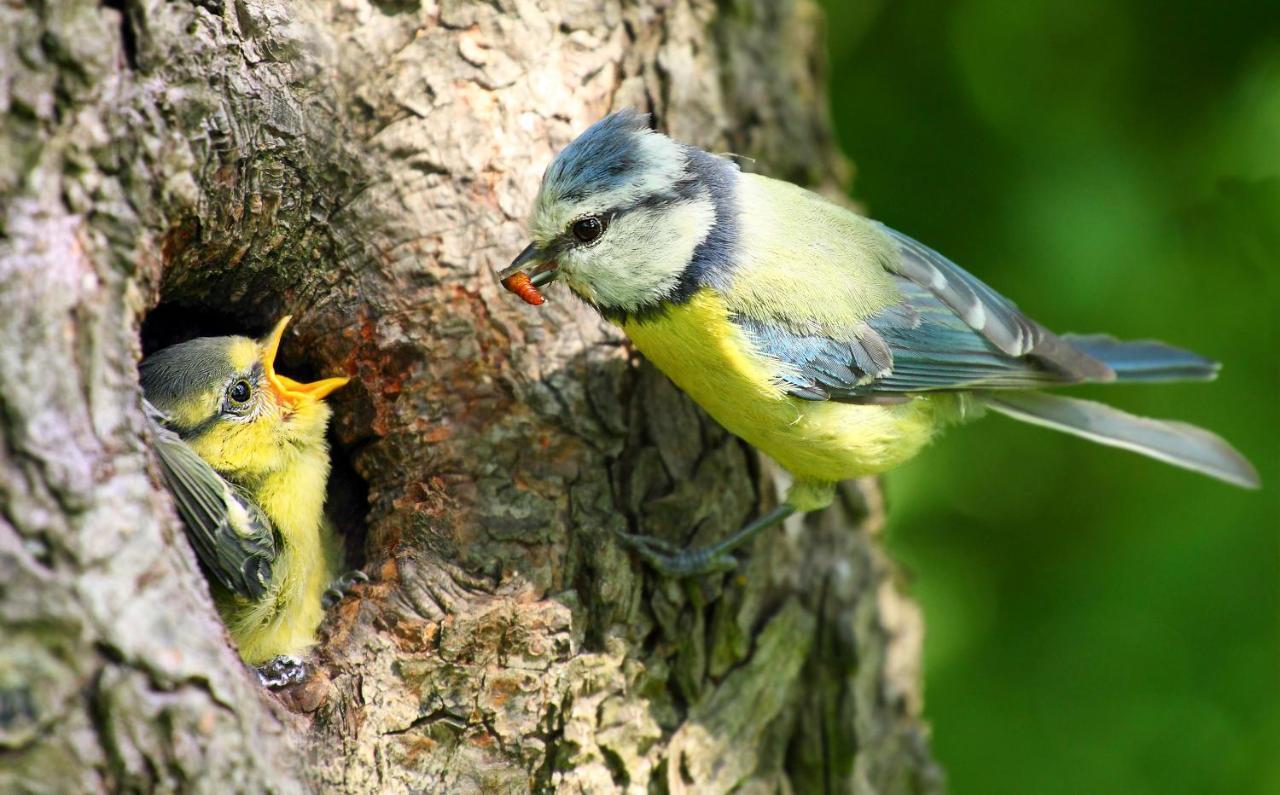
818, 1, 1280, 792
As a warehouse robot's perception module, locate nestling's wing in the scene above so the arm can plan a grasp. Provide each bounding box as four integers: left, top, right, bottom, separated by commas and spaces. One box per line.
145, 402, 276, 599
734, 225, 1113, 401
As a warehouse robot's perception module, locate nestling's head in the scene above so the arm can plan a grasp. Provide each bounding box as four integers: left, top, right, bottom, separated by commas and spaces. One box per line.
141, 317, 349, 478
501, 110, 740, 319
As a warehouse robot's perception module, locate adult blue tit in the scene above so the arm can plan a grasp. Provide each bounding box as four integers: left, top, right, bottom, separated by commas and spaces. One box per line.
141, 316, 360, 673
499, 110, 1259, 576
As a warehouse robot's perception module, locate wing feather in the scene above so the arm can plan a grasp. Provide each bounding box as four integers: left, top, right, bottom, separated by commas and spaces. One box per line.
145, 402, 276, 599
878, 223, 1042, 357
734, 222, 1117, 400
736, 276, 1081, 399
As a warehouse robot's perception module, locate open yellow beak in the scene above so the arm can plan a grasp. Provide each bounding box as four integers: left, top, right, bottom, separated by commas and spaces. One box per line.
261, 316, 350, 408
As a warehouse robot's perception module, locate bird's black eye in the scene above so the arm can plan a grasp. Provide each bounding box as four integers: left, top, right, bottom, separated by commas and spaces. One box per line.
228, 380, 251, 404
571, 216, 604, 244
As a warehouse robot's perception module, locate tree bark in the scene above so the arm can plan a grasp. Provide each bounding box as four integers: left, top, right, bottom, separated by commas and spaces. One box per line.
0, 1, 941, 793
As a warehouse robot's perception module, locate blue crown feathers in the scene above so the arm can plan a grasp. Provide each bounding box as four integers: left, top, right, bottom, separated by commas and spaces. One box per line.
542, 110, 654, 202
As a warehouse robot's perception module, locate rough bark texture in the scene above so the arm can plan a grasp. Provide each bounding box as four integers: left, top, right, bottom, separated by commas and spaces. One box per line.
0, 1, 941, 793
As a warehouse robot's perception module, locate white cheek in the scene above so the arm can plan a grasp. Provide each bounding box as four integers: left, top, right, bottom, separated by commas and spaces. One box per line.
562, 198, 715, 310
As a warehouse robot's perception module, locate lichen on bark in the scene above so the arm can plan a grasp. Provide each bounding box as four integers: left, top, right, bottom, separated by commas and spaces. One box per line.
0, 1, 941, 793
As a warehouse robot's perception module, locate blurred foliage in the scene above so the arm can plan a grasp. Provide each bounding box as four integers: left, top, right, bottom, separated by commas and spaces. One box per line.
819, 1, 1279, 792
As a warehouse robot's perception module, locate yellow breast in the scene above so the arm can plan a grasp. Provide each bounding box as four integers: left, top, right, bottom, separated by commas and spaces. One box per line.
622, 289, 945, 483
216, 424, 340, 664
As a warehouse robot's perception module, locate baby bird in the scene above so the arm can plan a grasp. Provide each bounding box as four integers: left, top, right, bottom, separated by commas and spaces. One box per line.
500, 110, 1258, 576
141, 316, 354, 676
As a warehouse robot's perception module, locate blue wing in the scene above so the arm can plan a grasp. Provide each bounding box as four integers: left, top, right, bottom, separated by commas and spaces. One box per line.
734, 227, 1116, 401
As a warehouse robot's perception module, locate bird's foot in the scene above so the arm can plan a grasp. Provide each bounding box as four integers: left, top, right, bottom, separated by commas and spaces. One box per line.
617, 504, 798, 579
322, 569, 369, 609
256, 655, 307, 689
616, 532, 739, 577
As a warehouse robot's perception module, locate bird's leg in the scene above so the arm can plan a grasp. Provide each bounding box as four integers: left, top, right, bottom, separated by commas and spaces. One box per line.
255, 655, 307, 689
322, 569, 369, 609
619, 503, 797, 577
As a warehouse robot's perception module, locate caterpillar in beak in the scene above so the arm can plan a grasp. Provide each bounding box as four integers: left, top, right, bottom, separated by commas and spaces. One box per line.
502, 271, 545, 305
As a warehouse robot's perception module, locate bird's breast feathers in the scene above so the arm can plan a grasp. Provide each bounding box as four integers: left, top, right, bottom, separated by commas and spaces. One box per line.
623, 289, 942, 481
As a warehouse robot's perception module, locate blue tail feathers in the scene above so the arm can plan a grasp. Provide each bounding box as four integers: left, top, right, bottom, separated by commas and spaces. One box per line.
1064, 334, 1220, 383
982, 391, 1259, 489
977, 335, 1257, 488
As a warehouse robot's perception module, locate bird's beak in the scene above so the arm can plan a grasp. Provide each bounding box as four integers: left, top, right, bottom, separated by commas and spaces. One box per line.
261, 316, 350, 407
498, 243, 559, 305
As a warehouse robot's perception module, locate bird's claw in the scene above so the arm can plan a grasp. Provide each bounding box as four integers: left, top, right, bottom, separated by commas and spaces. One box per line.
256, 655, 307, 689
322, 569, 369, 609
616, 532, 738, 577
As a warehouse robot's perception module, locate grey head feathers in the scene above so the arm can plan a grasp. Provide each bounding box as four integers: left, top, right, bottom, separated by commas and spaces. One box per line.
141, 338, 237, 404
140, 336, 256, 433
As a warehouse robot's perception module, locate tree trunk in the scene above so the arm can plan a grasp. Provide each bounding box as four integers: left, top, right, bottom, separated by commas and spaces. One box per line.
0, 1, 941, 792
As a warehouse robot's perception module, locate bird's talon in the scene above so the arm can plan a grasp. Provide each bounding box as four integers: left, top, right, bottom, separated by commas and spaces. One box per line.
617, 533, 738, 577
322, 569, 368, 609
256, 655, 307, 689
